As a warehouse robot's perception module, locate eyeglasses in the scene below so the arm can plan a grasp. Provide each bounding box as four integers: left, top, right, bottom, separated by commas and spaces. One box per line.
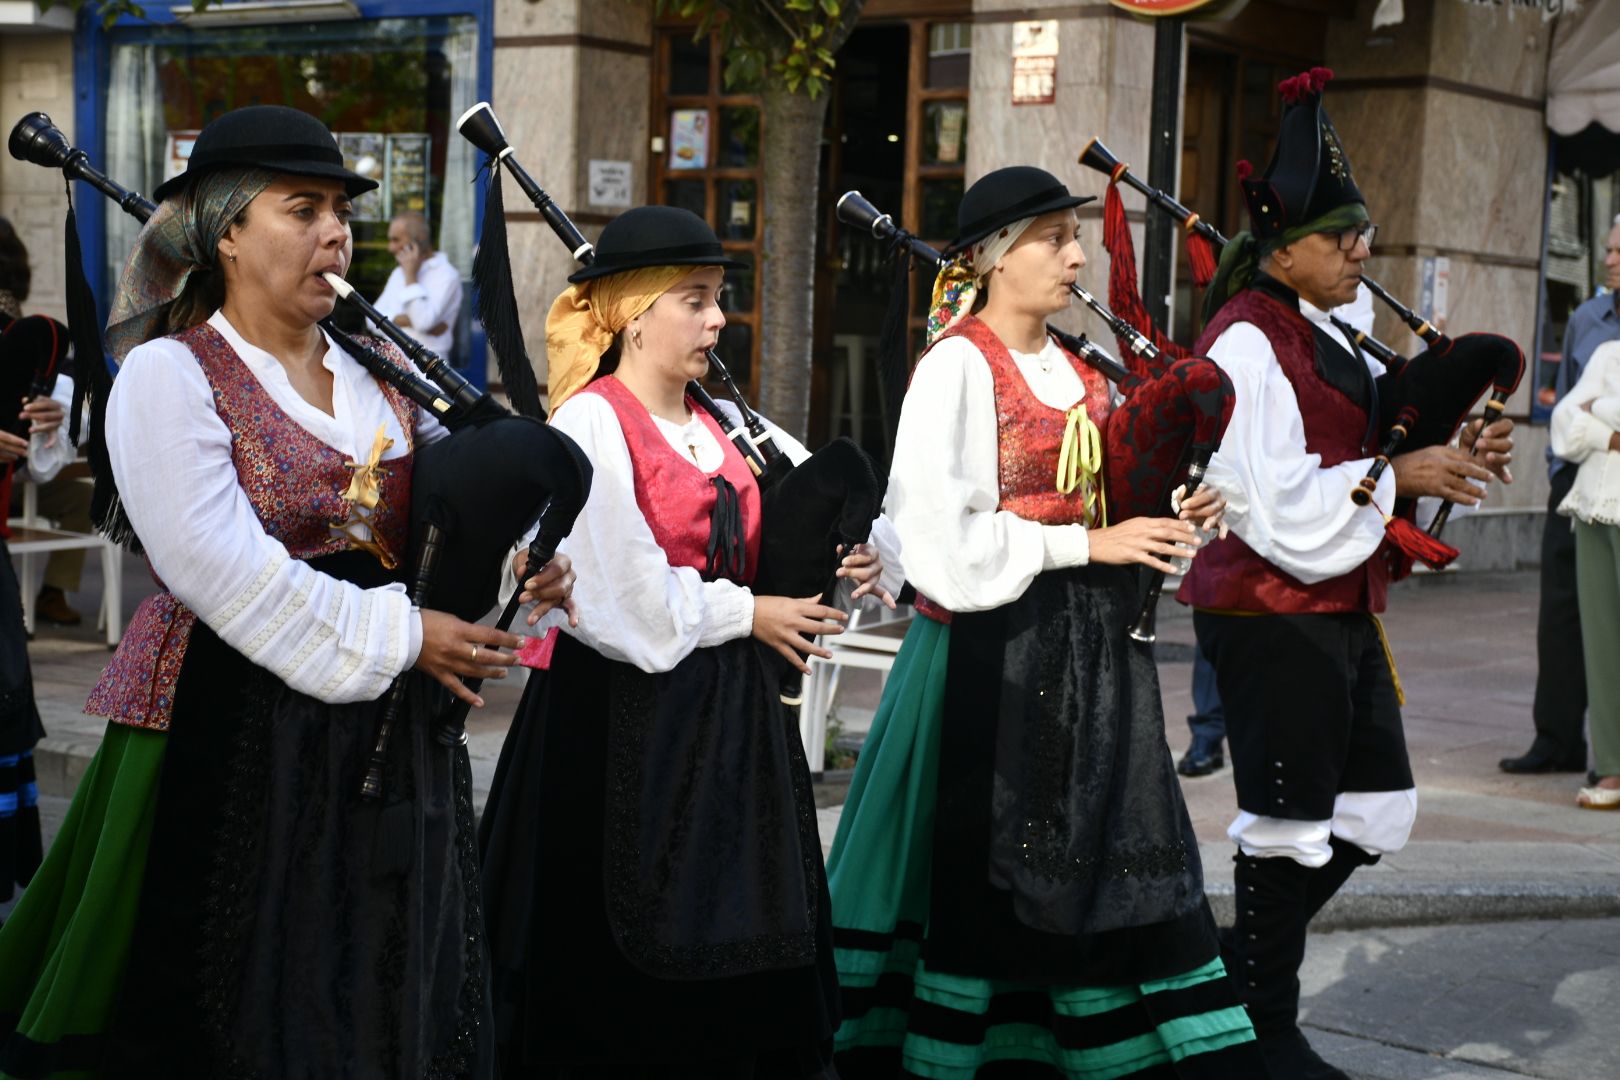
1323, 222, 1378, 252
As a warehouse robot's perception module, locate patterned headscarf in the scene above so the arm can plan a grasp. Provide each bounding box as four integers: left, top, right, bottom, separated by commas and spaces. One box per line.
926, 215, 1037, 345
105, 167, 275, 361
543, 265, 708, 412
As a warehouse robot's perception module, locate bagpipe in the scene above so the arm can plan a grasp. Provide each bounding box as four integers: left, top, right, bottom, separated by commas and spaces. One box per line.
456, 102, 884, 697
1078, 137, 1524, 567
8, 111, 595, 794
836, 191, 1233, 644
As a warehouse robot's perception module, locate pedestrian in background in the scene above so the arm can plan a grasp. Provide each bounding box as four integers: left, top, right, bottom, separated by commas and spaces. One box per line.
1550, 338, 1620, 809
373, 210, 461, 362
1501, 214, 1620, 775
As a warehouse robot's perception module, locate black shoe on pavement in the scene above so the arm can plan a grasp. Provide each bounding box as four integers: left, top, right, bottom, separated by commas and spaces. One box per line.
1499, 749, 1587, 774
1258, 1029, 1349, 1080
1178, 738, 1224, 777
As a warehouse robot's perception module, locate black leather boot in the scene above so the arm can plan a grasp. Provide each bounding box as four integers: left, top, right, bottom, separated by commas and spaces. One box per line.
1229, 854, 1348, 1080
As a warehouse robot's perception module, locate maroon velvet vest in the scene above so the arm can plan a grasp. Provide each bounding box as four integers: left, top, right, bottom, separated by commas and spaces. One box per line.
86, 324, 416, 730
913, 318, 1113, 624
1178, 288, 1394, 615
582, 375, 761, 585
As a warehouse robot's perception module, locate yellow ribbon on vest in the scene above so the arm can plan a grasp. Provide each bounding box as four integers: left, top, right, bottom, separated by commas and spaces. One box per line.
337, 424, 399, 569
1057, 404, 1106, 527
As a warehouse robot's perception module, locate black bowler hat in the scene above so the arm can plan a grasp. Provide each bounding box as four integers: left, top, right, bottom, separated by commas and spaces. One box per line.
567, 205, 749, 284
152, 105, 380, 203
946, 166, 1094, 255
1240, 67, 1364, 240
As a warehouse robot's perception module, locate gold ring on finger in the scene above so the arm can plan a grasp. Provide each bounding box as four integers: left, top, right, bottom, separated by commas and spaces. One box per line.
471, 644, 480, 662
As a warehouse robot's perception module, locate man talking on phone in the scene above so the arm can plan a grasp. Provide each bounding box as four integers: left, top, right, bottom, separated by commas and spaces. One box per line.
373, 211, 463, 361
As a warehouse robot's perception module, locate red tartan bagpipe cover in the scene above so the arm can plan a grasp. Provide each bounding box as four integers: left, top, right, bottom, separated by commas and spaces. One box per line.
1101, 354, 1234, 523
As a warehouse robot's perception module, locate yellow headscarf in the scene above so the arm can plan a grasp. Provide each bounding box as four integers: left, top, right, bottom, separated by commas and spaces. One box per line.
544, 265, 703, 413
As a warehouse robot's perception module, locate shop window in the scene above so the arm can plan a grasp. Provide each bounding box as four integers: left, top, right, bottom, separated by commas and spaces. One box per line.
102, 15, 480, 329
652, 28, 763, 396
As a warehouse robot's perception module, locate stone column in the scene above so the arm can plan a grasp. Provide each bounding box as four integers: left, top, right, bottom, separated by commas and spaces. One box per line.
492, 0, 652, 393
1326, 0, 1553, 538
0, 31, 77, 324
968, 0, 1157, 340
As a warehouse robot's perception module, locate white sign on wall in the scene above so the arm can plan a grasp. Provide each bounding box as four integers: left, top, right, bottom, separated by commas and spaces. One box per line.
588, 160, 633, 208
1011, 20, 1059, 106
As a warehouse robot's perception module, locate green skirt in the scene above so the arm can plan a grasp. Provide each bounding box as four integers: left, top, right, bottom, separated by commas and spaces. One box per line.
827, 617, 1255, 1078
0, 724, 163, 1079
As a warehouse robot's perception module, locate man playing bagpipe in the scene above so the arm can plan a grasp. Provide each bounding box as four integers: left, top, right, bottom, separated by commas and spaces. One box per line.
1179, 69, 1514, 1079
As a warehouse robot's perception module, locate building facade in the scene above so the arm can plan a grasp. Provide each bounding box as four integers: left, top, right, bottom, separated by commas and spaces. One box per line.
0, 0, 1608, 567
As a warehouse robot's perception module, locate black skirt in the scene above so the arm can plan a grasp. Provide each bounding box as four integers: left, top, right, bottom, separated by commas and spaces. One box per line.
929, 565, 1218, 985
478, 632, 839, 1077
107, 550, 493, 1079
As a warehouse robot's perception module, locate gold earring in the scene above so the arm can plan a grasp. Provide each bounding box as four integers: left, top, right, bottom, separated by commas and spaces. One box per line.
631, 327, 642, 347
227, 252, 237, 263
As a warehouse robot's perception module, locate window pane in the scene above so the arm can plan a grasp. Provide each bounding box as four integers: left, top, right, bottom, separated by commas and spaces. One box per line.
665, 178, 706, 218
927, 22, 971, 89
719, 179, 757, 241
920, 177, 964, 242
717, 106, 760, 168
670, 33, 710, 96
723, 265, 755, 313
104, 15, 479, 315
922, 100, 967, 166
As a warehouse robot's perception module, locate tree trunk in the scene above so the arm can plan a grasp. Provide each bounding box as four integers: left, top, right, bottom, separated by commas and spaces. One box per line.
755, 84, 831, 442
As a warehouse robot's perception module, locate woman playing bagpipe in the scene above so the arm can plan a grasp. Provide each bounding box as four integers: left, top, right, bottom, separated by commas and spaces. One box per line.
826, 166, 1261, 1078
477, 205, 900, 1078
0, 106, 576, 1078
0, 290, 75, 918
1176, 70, 1513, 1080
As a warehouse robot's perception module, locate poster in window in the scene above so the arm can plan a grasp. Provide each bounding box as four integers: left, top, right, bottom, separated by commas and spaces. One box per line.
386, 133, 431, 219
338, 132, 388, 222
669, 109, 709, 170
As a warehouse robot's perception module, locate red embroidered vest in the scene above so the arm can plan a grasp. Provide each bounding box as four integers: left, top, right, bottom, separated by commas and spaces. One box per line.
1178, 288, 1394, 615
86, 325, 417, 730
912, 318, 1113, 624
582, 375, 761, 584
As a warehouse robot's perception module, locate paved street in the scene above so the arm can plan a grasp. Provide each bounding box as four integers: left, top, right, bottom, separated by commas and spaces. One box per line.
18, 557, 1620, 1079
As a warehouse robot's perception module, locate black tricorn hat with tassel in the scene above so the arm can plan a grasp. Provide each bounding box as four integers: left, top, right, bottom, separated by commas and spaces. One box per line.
1240, 67, 1365, 241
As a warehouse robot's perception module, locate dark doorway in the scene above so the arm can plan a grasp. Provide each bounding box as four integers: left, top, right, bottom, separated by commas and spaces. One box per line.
811, 24, 911, 457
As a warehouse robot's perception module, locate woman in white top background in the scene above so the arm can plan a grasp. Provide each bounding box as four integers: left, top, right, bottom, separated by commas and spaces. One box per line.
1550, 338, 1620, 810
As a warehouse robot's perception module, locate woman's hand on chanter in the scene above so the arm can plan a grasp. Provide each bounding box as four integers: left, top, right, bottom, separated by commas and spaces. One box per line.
511, 550, 580, 628
415, 610, 525, 709
1176, 484, 1228, 539
752, 594, 849, 676
835, 542, 897, 609
1086, 517, 1201, 575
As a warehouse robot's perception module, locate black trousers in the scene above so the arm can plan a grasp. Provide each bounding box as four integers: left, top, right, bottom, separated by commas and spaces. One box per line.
1531, 468, 1588, 763
1195, 611, 1413, 822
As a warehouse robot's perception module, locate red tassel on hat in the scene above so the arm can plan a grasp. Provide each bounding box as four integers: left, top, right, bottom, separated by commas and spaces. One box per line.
1384, 514, 1458, 571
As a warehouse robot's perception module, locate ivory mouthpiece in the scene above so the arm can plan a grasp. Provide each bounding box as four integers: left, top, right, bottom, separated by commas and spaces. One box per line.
321, 272, 355, 298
